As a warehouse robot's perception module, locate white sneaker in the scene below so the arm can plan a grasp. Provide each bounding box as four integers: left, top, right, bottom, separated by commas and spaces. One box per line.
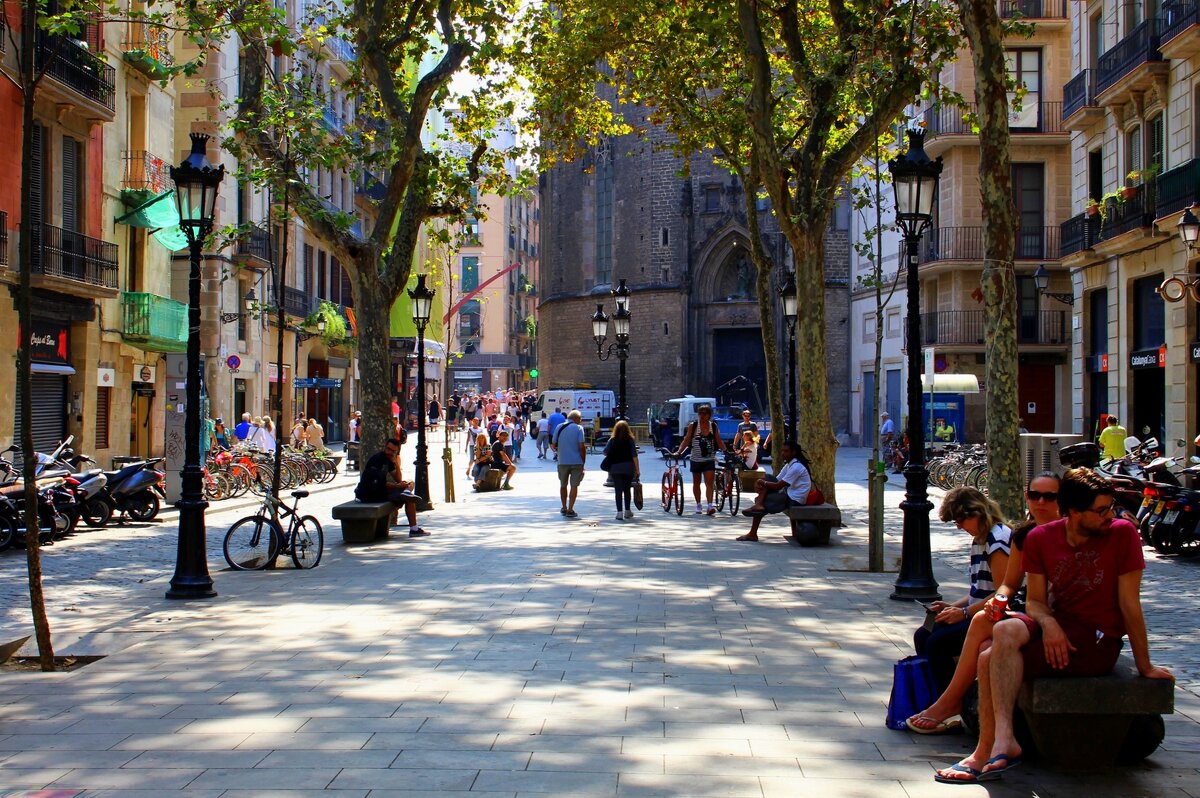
615, 513, 625, 521
624, 510, 634, 519
694, 504, 704, 514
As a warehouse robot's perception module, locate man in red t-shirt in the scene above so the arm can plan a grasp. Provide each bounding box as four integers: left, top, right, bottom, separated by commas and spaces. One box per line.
936, 468, 1173, 785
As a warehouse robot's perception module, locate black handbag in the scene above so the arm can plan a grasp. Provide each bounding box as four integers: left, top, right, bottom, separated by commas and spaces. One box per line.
599, 455, 611, 472
633, 480, 644, 510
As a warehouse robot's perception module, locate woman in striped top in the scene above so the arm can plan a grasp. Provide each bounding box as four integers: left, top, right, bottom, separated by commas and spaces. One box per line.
912, 488, 1012, 705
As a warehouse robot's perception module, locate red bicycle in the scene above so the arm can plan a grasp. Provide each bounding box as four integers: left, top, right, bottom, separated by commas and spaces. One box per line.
659, 449, 684, 515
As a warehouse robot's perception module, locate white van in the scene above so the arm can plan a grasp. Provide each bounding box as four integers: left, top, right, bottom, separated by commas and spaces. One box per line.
535, 389, 616, 422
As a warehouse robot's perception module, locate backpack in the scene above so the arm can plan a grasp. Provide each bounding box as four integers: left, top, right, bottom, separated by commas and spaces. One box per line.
487, 419, 501, 443
355, 462, 389, 503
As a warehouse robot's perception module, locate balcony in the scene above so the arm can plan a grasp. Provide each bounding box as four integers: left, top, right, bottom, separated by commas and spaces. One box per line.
916, 226, 1061, 266
1095, 19, 1168, 107
1102, 187, 1156, 238
121, 22, 173, 79
1062, 69, 1103, 129
1155, 158, 1200, 220
29, 224, 118, 291
320, 106, 346, 135
923, 101, 1065, 155
120, 292, 187, 353
121, 150, 171, 193
1160, 0, 1200, 59
35, 30, 116, 120
280, 286, 317, 318
235, 228, 275, 271
999, 0, 1066, 18
914, 310, 1068, 348
0, 211, 7, 266
1059, 212, 1103, 257
356, 170, 387, 201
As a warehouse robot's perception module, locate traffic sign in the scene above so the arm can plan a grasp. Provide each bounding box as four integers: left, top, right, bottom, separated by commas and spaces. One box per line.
226, 355, 242, 370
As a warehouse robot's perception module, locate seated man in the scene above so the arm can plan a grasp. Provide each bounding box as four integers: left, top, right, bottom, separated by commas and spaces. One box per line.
736, 440, 811, 542
356, 437, 428, 537
935, 467, 1172, 784
492, 430, 517, 490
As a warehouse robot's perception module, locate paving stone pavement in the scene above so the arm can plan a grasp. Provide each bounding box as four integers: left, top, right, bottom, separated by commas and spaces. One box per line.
0, 439, 1197, 797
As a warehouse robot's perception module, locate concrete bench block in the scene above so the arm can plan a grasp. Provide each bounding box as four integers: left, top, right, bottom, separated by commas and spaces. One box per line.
476, 469, 504, 492
332, 501, 395, 544
783, 503, 841, 546
1016, 655, 1174, 768
739, 470, 766, 493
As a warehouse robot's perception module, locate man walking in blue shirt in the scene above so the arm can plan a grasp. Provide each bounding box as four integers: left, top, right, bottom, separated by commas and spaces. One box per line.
547, 408, 568, 460
553, 410, 587, 517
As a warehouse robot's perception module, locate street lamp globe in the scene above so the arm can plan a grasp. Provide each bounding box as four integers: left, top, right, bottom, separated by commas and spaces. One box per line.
888, 130, 943, 238
591, 304, 609, 343
243, 287, 256, 313
613, 307, 631, 341
408, 273, 434, 328
1178, 204, 1200, 252
316, 317, 327, 333
612, 278, 631, 314
778, 272, 798, 324
170, 133, 225, 245
1032, 264, 1050, 293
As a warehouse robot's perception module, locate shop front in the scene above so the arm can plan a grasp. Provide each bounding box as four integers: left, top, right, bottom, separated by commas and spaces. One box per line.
15, 319, 73, 453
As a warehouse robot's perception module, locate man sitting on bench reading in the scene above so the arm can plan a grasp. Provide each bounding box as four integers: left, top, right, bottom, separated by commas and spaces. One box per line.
935, 467, 1172, 784
736, 440, 810, 542
357, 437, 428, 537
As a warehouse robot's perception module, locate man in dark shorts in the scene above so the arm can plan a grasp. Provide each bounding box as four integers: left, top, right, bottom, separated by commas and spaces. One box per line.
935, 468, 1172, 784
357, 438, 429, 537
491, 430, 517, 490
736, 440, 810, 541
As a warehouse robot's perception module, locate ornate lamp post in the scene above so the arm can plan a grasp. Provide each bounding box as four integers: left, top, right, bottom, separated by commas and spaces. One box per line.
166, 133, 224, 600
591, 279, 631, 420
1032, 265, 1075, 307
778, 272, 798, 441
408, 274, 435, 511
888, 129, 942, 603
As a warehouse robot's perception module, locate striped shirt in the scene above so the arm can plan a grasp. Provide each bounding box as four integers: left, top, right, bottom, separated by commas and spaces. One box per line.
968, 523, 1012, 601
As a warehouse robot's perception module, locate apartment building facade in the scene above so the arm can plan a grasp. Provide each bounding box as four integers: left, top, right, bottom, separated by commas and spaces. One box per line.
848, 0, 1076, 445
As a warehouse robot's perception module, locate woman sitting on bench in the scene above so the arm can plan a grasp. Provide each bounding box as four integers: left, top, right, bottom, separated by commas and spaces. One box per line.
736, 440, 810, 542
357, 438, 427, 537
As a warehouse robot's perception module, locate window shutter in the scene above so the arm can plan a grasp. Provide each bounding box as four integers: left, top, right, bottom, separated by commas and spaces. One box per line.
341, 266, 353, 308
62, 135, 81, 233
1150, 113, 1165, 170
95, 386, 111, 450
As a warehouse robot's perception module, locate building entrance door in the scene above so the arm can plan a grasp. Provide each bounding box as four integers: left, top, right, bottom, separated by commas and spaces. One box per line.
712, 328, 767, 415
1132, 367, 1166, 446
130, 386, 153, 459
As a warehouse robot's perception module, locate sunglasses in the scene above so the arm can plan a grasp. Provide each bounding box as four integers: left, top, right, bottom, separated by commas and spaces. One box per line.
1026, 490, 1058, 502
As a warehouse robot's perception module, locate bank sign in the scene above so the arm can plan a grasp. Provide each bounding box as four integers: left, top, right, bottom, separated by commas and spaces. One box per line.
1130, 345, 1166, 370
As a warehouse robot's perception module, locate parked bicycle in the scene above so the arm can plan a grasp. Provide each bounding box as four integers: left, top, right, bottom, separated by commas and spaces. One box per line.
658, 448, 685, 516
714, 451, 744, 516
222, 489, 324, 571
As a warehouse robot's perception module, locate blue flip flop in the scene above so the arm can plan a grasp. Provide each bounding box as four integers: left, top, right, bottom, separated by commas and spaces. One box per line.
979, 752, 1022, 780
933, 763, 984, 784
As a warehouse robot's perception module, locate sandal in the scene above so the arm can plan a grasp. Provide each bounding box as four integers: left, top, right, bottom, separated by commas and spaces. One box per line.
736, 533, 759, 542
933, 762, 984, 785
906, 714, 962, 735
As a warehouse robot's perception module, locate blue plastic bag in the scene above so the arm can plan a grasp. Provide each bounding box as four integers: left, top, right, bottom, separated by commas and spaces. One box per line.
885, 655, 938, 730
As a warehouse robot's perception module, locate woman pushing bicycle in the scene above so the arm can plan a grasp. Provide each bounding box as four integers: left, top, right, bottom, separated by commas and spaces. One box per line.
675, 403, 727, 516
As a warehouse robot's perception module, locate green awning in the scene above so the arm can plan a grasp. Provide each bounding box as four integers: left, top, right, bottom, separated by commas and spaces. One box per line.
116, 188, 187, 252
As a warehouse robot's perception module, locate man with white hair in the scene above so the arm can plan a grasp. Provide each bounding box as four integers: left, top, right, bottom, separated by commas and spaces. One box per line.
234, 412, 252, 443
879, 411, 895, 446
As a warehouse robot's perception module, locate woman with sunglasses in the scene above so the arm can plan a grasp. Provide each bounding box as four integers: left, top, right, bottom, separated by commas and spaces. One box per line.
906, 472, 1062, 734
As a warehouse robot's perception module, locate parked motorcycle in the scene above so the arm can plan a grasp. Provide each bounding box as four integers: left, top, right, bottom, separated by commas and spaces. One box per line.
92, 457, 166, 523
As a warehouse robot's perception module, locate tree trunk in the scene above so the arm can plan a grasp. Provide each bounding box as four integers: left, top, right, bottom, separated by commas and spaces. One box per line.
739, 178, 785, 467
354, 277, 395, 466
959, 0, 1022, 520
18, 0, 54, 670
791, 222, 837, 502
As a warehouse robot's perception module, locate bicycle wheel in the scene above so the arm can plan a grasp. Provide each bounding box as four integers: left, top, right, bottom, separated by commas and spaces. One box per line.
225, 464, 251, 497
290, 515, 325, 569
715, 470, 728, 513
673, 472, 684, 515
661, 472, 672, 512
223, 514, 282, 571
727, 473, 741, 516
249, 465, 275, 496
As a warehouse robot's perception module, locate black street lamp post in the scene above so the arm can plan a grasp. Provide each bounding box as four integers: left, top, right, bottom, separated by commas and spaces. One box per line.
591, 279, 631, 420
778, 272, 798, 441
166, 133, 224, 600
409, 274, 435, 511
888, 130, 942, 603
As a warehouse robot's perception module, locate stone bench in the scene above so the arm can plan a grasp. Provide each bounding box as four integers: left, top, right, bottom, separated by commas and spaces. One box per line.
331, 501, 394, 544
738, 469, 766, 493
1016, 653, 1174, 768
474, 469, 504, 492
783, 503, 841, 546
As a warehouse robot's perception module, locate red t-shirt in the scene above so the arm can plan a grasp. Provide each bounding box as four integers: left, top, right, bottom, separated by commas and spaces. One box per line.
1022, 517, 1144, 638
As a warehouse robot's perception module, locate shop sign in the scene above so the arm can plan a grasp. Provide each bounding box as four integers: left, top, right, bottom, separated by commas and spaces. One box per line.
1130, 345, 1166, 370
1191, 341, 1200, 363
27, 320, 69, 365
1087, 353, 1109, 373
97, 368, 115, 387
137, 365, 157, 383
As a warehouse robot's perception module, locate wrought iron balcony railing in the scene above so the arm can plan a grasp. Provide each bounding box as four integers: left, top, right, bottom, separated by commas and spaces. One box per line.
1000, 0, 1066, 17
120, 292, 187, 352
35, 30, 115, 110
1060, 212, 1103, 256
121, 22, 173, 78
914, 309, 1068, 347
915, 226, 1061, 264
1161, 0, 1198, 47
1062, 69, 1097, 120
121, 150, 172, 193
235, 228, 276, 266
1096, 18, 1164, 96
30, 223, 118, 289
1155, 157, 1200, 218
923, 101, 1064, 136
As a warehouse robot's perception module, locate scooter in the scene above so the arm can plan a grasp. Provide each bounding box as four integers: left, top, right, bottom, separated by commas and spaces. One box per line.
93, 457, 166, 522
41, 446, 111, 527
